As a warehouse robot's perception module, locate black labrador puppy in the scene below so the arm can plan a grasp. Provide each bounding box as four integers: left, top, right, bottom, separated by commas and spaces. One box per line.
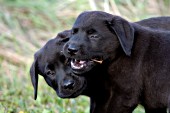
63, 11, 170, 113
30, 30, 87, 100
30, 16, 170, 113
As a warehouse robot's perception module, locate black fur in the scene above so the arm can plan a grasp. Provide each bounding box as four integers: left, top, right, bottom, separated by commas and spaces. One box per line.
30, 14, 170, 113
30, 30, 86, 99
63, 11, 170, 113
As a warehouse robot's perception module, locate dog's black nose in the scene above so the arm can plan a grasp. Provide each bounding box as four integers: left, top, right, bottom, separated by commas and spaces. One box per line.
63, 80, 75, 89
67, 45, 78, 55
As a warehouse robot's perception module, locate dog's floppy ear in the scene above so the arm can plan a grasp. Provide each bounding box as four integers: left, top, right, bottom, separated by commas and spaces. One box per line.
55, 30, 71, 43
30, 57, 39, 100
106, 16, 135, 56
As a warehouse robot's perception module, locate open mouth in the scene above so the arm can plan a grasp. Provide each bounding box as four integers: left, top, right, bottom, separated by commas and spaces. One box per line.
71, 58, 103, 70
71, 59, 90, 70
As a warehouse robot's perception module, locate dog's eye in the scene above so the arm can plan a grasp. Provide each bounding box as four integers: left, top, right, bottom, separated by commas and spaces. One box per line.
87, 29, 96, 35
45, 64, 55, 76
46, 70, 55, 76
72, 28, 78, 35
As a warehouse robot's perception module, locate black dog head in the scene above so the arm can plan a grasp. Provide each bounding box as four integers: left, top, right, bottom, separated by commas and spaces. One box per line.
30, 30, 86, 100
63, 11, 134, 74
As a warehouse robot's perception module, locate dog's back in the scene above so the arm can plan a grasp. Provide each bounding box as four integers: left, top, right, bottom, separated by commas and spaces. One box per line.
136, 16, 170, 31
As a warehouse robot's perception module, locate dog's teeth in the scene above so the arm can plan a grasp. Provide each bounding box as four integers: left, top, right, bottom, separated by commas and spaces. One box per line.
71, 60, 86, 70
79, 61, 86, 64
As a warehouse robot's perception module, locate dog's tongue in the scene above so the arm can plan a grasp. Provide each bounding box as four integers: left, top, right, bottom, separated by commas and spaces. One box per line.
71, 59, 87, 70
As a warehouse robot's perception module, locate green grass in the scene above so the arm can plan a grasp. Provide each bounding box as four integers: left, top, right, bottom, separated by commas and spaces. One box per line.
0, 62, 90, 113
0, 0, 169, 112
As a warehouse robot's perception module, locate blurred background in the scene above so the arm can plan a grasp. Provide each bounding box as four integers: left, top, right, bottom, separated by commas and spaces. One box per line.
0, 0, 169, 113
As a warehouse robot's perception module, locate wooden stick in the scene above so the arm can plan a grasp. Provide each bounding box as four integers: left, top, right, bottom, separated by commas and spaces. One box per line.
91, 59, 103, 64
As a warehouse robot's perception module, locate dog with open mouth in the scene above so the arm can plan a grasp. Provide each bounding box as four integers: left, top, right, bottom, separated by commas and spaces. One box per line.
30, 15, 170, 113
29, 29, 113, 113
63, 11, 170, 113
30, 30, 87, 99
64, 15, 170, 75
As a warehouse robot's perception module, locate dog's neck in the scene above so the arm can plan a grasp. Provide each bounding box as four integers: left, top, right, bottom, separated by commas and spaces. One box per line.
82, 65, 113, 113
89, 82, 113, 113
